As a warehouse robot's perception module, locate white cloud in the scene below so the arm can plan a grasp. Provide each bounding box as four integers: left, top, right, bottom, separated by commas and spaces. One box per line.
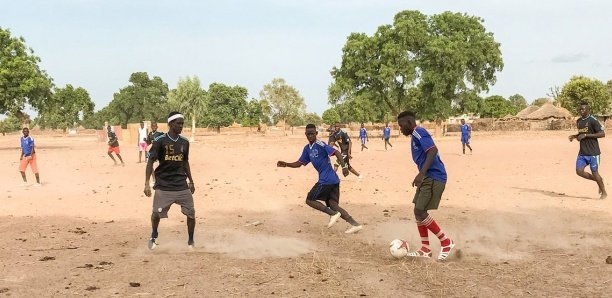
551, 53, 589, 63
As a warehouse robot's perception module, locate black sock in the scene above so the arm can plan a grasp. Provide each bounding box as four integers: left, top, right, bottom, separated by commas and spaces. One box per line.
187, 217, 195, 244
346, 216, 359, 226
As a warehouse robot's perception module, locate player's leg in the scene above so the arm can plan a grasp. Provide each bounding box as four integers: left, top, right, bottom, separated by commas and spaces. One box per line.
305, 183, 340, 226
175, 189, 196, 247
30, 155, 40, 184
420, 178, 453, 261
139, 151, 143, 163
19, 157, 28, 183
590, 156, 607, 199
327, 185, 362, 233
409, 186, 432, 258
148, 190, 173, 249
462, 143, 466, 154
387, 139, 393, 148
466, 143, 473, 153
116, 153, 125, 165
107, 147, 118, 165
576, 156, 594, 180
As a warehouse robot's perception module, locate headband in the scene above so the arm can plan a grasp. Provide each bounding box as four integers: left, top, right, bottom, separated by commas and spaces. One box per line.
167, 114, 184, 123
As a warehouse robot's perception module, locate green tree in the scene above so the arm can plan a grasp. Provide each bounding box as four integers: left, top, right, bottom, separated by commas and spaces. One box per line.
532, 97, 552, 107
508, 94, 527, 115
0, 28, 53, 122
453, 91, 483, 115
0, 114, 23, 135
242, 99, 264, 127
259, 78, 306, 125
37, 85, 94, 131
303, 112, 322, 126
481, 95, 510, 118
109, 72, 169, 127
330, 10, 503, 127
167, 76, 206, 141
322, 108, 340, 125
558, 76, 611, 116
202, 83, 248, 132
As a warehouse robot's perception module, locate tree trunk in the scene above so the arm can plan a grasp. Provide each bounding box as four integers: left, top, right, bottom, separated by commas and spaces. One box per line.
190, 115, 196, 142
434, 119, 443, 138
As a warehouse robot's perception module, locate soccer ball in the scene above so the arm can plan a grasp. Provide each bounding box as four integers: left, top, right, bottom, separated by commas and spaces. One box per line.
389, 239, 409, 258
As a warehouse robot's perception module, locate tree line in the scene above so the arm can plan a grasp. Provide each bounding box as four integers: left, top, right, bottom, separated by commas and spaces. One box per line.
3, 10, 612, 134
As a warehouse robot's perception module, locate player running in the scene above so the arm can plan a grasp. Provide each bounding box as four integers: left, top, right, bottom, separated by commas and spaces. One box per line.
144, 112, 197, 249
19, 128, 41, 186
460, 119, 473, 155
106, 125, 125, 166
383, 123, 393, 150
359, 123, 369, 151
397, 111, 454, 261
277, 124, 363, 234
330, 123, 362, 178
569, 102, 607, 199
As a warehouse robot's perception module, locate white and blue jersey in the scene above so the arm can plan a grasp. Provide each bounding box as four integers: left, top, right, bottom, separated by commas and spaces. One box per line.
460, 124, 470, 144
411, 127, 447, 183
359, 128, 367, 140
21, 136, 35, 157
299, 140, 340, 185
383, 127, 391, 139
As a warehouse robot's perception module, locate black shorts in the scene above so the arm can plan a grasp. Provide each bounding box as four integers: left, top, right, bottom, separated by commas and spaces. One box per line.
307, 183, 340, 204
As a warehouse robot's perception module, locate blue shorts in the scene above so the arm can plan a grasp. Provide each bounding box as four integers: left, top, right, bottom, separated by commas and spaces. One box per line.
360, 137, 366, 145
576, 155, 600, 172
461, 135, 470, 144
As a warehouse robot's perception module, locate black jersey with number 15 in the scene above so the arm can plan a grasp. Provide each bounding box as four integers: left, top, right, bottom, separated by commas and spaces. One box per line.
149, 133, 190, 191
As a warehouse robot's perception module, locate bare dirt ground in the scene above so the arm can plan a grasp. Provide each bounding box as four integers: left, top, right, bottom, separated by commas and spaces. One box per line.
1, 130, 612, 297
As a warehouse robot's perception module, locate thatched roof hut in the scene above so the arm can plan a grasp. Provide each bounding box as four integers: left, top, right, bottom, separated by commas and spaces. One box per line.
500, 114, 516, 121
524, 103, 573, 120
516, 105, 540, 119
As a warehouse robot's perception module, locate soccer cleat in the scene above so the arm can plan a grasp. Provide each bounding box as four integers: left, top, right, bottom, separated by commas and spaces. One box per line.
147, 238, 158, 250
327, 212, 341, 228
188, 240, 195, 250
20, 182, 29, 187
437, 239, 455, 261
344, 225, 363, 234
33, 183, 42, 187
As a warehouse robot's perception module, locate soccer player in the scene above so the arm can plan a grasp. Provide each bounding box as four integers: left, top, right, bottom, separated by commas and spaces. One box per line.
138, 121, 148, 163
569, 102, 607, 199
460, 119, 473, 154
19, 128, 41, 186
359, 123, 369, 151
397, 111, 454, 261
144, 112, 197, 249
107, 125, 125, 166
277, 124, 363, 234
331, 123, 361, 178
383, 123, 393, 150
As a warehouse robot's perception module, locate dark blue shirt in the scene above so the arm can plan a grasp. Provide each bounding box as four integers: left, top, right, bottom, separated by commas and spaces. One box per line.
299, 140, 340, 185
383, 127, 391, 138
411, 127, 447, 183
359, 128, 367, 139
460, 124, 470, 137
21, 136, 35, 156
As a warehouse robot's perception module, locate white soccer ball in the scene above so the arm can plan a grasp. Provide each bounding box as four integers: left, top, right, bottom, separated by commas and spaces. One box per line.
389, 239, 409, 258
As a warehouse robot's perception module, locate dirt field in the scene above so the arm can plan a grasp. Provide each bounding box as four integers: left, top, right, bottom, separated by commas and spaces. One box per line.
1, 130, 611, 297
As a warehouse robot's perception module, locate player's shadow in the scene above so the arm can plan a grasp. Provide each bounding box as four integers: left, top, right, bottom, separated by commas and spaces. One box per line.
512, 187, 595, 200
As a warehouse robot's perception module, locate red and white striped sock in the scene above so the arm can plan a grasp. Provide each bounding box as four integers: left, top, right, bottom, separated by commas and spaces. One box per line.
422, 215, 451, 247
416, 220, 431, 252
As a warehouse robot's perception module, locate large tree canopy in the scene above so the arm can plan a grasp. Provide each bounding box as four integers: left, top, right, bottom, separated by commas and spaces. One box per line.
107, 72, 169, 127
0, 27, 53, 120
259, 78, 306, 125
329, 10, 503, 121
202, 83, 248, 129
167, 76, 206, 140
37, 84, 94, 130
558, 76, 611, 116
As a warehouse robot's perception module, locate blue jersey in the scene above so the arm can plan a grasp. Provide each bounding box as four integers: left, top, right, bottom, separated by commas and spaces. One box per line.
411, 127, 447, 183
299, 140, 340, 185
21, 136, 35, 156
460, 124, 470, 137
359, 128, 367, 139
383, 127, 391, 138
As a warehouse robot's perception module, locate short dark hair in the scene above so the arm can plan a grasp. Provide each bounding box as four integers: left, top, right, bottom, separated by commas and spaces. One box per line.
580, 102, 589, 107
151, 121, 157, 125
397, 111, 416, 120
306, 124, 316, 130
168, 111, 181, 118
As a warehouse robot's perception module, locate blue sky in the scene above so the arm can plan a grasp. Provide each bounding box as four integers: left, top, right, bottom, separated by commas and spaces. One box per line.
2, 0, 611, 115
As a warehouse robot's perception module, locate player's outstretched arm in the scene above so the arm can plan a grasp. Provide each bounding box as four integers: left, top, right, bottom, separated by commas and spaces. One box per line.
277, 161, 302, 168
144, 159, 154, 197
332, 151, 350, 177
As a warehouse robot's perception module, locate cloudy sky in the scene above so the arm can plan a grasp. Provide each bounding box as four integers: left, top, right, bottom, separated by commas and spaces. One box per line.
2, 0, 611, 115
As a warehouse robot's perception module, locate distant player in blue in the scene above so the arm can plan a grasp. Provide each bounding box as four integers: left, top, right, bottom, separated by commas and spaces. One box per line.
382, 123, 393, 150
569, 102, 607, 199
19, 127, 41, 186
460, 119, 473, 154
397, 111, 454, 261
359, 123, 369, 151
277, 124, 363, 234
